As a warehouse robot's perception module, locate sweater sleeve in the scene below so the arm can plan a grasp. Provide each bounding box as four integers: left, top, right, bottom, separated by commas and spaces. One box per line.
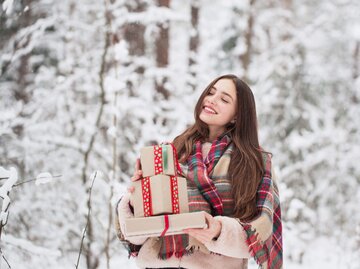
204, 216, 251, 259
115, 192, 148, 246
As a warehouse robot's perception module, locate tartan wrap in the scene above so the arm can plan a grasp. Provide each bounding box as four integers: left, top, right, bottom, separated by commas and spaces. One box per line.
180, 139, 235, 216
240, 153, 283, 269
186, 134, 232, 215
158, 134, 233, 259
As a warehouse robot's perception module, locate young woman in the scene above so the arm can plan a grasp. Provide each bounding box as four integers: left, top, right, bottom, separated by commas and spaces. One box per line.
115, 74, 283, 269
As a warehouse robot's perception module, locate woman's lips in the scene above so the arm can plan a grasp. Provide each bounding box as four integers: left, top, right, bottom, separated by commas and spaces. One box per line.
203, 106, 217, 114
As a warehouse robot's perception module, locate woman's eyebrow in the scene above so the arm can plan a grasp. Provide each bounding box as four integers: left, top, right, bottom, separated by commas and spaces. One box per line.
212, 86, 234, 100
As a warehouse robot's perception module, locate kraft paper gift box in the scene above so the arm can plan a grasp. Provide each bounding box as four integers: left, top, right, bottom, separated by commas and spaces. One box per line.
140, 144, 178, 177
124, 211, 207, 238
130, 174, 189, 218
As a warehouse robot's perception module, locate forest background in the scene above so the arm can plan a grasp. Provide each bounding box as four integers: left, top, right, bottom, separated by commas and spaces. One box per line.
0, 0, 359, 268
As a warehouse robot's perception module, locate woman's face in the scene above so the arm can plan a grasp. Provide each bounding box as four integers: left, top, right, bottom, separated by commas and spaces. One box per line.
199, 78, 237, 132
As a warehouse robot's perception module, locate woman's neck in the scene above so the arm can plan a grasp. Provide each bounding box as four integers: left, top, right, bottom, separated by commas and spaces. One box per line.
207, 126, 225, 142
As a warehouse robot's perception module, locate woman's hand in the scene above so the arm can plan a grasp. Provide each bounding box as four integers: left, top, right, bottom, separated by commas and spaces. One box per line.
128, 159, 142, 194
127, 158, 142, 205
183, 212, 222, 244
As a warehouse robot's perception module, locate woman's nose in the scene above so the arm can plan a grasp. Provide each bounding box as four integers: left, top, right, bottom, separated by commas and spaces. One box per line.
207, 94, 217, 104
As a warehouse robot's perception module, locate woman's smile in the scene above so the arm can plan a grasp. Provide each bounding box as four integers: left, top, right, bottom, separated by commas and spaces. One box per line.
203, 105, 217, 114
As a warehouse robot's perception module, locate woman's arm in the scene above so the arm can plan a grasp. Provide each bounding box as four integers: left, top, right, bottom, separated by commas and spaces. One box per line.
115, 192, 148, 246
183, 212, 251, 259
115, 158, 149, 247
204, 215, 251, 258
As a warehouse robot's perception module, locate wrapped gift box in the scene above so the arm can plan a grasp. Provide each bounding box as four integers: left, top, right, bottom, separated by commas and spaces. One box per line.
140, 144, 178, 177
124, 211, 207, 238
130, 174, 189, 218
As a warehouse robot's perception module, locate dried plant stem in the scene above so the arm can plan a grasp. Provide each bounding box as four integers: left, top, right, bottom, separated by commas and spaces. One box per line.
75, 172, 97, 269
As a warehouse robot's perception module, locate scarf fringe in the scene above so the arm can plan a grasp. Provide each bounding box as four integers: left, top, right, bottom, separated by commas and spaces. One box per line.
243, 224, 269, 267
158, 247, 195, 260
158, 244, 223, 261
158, 251, 172, 260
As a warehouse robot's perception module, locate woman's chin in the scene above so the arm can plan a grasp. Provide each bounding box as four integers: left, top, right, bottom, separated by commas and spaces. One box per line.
199, 117, 219, 128
199, 114, 212, 124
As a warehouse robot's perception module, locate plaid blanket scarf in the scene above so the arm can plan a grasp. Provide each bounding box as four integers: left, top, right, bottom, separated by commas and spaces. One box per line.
158, 134, 231, 259
240, 153, 283, 269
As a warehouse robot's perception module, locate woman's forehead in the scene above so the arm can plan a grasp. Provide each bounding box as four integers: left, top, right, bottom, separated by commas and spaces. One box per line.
212, 79, 236, 98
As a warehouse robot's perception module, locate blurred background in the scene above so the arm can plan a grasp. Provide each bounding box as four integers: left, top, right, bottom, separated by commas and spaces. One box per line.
0, 0, 359, 268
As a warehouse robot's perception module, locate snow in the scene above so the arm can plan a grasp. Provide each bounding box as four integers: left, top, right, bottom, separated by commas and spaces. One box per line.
0, 0, 359, 268
283, 236, 360, 269
3, 234, 61, 257
35, 172, 54, 185
2, 0, 14, 15
0, 167, 17, 225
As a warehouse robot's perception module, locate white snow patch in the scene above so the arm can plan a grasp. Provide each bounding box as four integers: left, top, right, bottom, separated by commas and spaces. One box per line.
35, 172, 54, 185
4, 234, 62, 257
0, 167, 17, 224
2, 0, 14, 15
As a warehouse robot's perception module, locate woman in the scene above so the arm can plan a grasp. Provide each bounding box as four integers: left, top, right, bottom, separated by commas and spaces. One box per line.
115, 74, 283, 269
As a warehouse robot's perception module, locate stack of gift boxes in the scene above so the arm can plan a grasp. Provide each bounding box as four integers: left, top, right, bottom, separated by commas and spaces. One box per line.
124, 144, 206, 238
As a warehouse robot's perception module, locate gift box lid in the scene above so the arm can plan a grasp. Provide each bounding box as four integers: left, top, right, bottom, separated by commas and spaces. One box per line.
140, 144, 178, 177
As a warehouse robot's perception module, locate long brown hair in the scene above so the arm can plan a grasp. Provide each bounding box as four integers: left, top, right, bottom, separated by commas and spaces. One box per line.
173, 74, 266, 221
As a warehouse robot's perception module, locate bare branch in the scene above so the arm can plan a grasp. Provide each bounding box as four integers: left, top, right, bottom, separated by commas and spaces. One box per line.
0, 248, 11, 269
75, 171, 97, 269
0, 167, 17, 268
12, 175, 62, 188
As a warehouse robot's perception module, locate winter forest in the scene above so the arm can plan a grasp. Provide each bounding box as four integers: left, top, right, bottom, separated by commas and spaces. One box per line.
0, 0, 359, 268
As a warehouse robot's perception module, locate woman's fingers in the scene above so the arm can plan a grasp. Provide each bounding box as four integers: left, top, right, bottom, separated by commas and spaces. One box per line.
135, 158, 142, 171
183, 213, 221, 243
127, 186, 135, 193
204, 212, 213, 225
132, 158, 143, 181
183, 228, 212, 244
131, 170, 143, 182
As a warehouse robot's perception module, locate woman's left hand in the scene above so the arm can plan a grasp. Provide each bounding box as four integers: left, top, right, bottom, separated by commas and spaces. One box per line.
183, 212, 222, 244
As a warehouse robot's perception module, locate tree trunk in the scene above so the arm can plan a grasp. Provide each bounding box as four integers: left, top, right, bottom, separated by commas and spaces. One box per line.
123, 0, 147, 95
352, 41, 359, 103
188, 0, 200, 91
239, 0, 256, 81
124, 1, 146, 56
13, 0, 34, 179
155, 0, 170, 99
